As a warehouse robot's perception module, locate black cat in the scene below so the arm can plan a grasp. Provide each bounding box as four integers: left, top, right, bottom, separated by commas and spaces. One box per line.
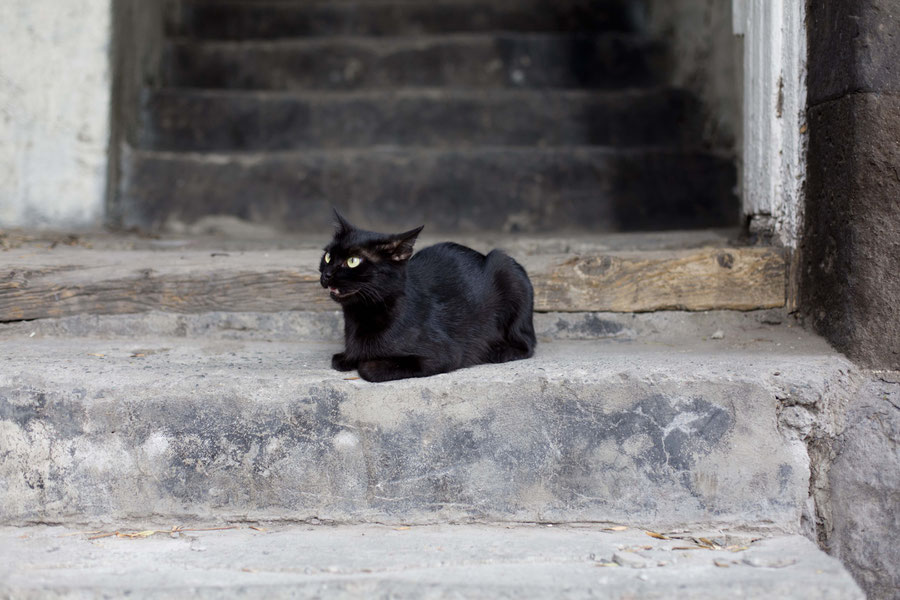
319, 212, 536, 382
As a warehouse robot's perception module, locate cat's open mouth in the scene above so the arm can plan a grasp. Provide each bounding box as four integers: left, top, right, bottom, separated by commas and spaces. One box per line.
329, 287, 358, 300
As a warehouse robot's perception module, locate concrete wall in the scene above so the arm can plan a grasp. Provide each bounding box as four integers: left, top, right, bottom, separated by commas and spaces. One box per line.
0, 1, 112, 229
643, 0, 742, 156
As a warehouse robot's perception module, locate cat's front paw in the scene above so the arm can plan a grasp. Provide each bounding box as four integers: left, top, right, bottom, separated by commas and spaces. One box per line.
357, 360, 398, 382
332, 352, 357, 372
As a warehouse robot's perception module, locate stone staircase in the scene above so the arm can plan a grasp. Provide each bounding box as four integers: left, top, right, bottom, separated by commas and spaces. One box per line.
119, 0, 736, 233
0, 228, 865, 597
0, 0, 865, 595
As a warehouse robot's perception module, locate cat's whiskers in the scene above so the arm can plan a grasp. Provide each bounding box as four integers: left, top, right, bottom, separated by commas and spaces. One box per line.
355, 283, 381, 305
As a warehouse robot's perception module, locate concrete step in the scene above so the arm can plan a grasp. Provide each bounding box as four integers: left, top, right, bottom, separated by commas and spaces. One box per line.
138, 88, 701, 152
162, 34, 666, 91
0, 327, 854, 529
169, 0, 637, 40
119, 147, 736, 232
0, 309, 794, 346
0, 230, 785, 320
0, 525, 863, 599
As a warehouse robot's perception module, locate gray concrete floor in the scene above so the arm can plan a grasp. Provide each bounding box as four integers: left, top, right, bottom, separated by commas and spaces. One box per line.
0, 524, 863, 599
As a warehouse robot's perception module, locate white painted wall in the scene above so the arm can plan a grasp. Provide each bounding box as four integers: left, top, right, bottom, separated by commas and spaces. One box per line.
0, 0, 112, 229
733, 0, 807, 248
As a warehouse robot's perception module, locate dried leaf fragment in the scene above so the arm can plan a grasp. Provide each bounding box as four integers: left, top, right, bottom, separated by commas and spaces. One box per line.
605, 525, 628, 531
714, 559, 731, 568
176, 526, 238, 533
120, 530, 159, 539
88, 525, 237, 541
645, 531, 670, 540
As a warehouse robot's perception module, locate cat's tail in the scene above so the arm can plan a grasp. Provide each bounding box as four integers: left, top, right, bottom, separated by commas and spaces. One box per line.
484, 250, 537, 361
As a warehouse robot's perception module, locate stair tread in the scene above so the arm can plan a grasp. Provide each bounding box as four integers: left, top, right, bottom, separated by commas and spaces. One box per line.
0, 330, 850, 527
0, 526, 863, 599
131, 144, 728, 158
147, 85, 686, 100
121, 146, 737, 232
167, 30, 654, 48
163, 32, 666, 91
0, 232, 781, 320
139, 86, 701, 151
170, 0, 637, 39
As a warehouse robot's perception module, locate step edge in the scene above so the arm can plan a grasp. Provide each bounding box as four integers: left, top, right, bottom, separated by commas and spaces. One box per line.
143, 85, 693, 102
164, 30, 658, 49
125, 145, 735, 162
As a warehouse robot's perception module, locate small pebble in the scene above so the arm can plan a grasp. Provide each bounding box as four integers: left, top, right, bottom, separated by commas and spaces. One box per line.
742, 556, 797, 568
711, 330, 725, 340
613, 552, 649, 569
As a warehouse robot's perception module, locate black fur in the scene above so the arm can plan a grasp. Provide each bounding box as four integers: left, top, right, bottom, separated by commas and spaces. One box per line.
319, 212, 536, 382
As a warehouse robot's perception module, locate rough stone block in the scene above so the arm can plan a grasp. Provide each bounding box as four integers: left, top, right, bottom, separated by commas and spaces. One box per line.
808, 0, 900, 104
829, 376, 900, 600
802, 93, 900, 370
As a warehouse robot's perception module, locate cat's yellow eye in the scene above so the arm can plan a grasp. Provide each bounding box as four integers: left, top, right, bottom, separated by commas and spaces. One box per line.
324, 252, 331, 264
346, 256, 362, 268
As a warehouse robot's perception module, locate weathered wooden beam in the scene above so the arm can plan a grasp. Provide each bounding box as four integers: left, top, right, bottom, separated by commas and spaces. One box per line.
533, 247, 785, 312
0, 246, 784, 321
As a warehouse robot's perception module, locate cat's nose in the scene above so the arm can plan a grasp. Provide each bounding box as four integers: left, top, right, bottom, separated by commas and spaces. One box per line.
320, 272, 332, 287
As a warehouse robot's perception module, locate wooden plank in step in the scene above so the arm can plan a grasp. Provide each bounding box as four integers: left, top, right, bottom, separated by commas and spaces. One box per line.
0, 246, 784, 321
532, 247, 785, 312
0, 249, 330, 321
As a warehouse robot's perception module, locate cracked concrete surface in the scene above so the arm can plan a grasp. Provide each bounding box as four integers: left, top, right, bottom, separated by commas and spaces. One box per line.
0, 318, 856, 530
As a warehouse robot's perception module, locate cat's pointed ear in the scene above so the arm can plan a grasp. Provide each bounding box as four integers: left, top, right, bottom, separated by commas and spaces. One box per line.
332, 208, 354, 235
384, 225, 424, 262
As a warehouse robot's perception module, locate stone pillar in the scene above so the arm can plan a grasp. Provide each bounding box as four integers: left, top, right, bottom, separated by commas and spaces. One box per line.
803, 0, 900, 371
804, 2, 900, 598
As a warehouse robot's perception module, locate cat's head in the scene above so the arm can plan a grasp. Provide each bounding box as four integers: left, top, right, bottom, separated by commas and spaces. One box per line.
319, 210, 424, 305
